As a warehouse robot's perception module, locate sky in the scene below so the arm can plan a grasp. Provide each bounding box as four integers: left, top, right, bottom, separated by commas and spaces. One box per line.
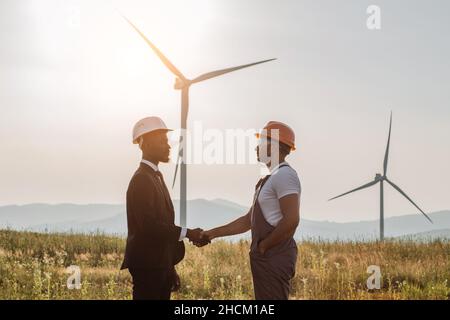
0, 0, 449, 223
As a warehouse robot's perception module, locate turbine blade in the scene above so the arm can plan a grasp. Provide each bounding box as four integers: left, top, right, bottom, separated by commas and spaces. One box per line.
385, 178, 433, 224
171, 135, 183, 189
191, 58, 276, 84
172, 153, 180, 189
328, 180, 379, 201
173, 89, 189, 189
383, 111, 392, 176
122, 16, 186, 80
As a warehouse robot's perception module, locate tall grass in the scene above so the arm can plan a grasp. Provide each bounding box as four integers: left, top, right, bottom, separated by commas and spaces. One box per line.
0, 229, 448, 300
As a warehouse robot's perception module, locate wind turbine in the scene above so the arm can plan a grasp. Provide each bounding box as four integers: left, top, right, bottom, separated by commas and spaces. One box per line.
328, 112, 433, 240
123, 17, 276, 227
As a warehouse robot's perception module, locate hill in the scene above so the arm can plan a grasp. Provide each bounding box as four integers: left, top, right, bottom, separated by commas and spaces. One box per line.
1, 201, 449, 241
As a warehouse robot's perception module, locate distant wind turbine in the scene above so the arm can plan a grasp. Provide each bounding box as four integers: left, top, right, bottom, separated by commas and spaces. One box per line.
328, 112, 433, 240
123, 16, 276, 227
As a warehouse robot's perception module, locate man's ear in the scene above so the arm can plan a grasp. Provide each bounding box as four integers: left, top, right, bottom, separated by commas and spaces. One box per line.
138, 137, 144, 150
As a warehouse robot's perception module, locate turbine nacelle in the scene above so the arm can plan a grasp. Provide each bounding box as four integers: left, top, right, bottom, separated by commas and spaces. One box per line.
174, 78, 191, 90
375, 173, 384, 181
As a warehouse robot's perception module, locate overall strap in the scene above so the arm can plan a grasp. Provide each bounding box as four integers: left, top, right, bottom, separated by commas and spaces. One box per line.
252, 163, 290, 205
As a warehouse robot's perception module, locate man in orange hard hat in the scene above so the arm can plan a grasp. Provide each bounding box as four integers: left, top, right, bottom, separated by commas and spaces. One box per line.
202, 121, 301, 300
121, 116, 209, 300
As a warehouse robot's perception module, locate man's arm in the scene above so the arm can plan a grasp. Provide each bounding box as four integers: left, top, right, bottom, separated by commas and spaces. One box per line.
257, 193, 300, 254
203, 209, 252, 240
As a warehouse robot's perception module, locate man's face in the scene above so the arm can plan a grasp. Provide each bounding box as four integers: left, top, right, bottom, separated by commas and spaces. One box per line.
256, 136, 280, 166
256, 137, 271, 163
143, 130, 171, 163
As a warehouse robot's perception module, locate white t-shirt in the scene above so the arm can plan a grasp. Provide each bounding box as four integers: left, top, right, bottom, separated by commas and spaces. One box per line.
257, 162, 301, 227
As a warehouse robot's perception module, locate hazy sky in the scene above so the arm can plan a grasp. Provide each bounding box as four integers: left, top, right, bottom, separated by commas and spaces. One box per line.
1, 0, 449, 222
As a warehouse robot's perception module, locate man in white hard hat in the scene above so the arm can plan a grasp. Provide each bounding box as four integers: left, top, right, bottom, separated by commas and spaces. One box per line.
120, 116, 208, 300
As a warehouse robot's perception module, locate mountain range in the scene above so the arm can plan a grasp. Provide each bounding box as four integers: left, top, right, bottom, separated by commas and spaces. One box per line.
1, 200, 449, 241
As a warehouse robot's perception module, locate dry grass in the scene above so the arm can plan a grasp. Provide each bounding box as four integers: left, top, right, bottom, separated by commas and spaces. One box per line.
0, 229, 448, 300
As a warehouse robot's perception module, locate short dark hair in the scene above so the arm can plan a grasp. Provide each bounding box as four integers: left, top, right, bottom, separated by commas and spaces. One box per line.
265, 137, 291, 156
279, 142, 291, 156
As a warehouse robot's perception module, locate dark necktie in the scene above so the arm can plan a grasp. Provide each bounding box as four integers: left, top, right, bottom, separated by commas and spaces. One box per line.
155, 171, 167, 194
155, 171, 174, 212
155, 170, 164, 182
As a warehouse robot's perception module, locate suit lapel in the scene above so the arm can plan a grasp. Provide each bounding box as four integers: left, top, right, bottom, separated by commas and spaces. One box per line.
157, 174, 175, 221
140, 163, 175, 222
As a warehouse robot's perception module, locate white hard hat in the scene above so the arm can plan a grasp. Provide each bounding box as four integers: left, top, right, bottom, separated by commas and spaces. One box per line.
132, 116, 172, 144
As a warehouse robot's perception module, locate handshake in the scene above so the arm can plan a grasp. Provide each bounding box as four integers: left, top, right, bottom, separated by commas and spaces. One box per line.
186, 228, 213, 247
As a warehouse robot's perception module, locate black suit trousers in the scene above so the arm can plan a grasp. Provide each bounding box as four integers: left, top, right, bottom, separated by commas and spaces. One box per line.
129, 267, 172, 300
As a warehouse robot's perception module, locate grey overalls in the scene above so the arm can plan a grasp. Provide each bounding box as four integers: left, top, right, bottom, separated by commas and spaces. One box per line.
249, 164, 298, 300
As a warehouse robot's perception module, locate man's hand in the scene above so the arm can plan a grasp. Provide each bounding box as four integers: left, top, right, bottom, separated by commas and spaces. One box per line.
201, 230, 215, 242
257, 239, 268, 255
187, 228, 210, 247
186, 228, 203, 242
170, 267, 181, 292
190, 230, 216, 248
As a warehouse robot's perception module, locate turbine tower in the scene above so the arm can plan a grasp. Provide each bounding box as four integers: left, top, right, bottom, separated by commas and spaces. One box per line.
329, 112, 433, 240
124, 17, 276, 227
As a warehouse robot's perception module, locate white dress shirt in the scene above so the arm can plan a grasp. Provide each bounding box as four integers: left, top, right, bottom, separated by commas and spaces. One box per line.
141, 159, 187, 241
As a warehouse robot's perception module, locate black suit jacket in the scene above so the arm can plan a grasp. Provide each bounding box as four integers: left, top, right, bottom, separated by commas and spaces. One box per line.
121, 163, 185, 270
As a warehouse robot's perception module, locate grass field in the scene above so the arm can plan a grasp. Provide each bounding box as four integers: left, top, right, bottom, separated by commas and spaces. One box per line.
0, 229, 448, 300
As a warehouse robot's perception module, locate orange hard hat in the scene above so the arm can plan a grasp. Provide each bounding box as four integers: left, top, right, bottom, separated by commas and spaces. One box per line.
256, 121, 296, 151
